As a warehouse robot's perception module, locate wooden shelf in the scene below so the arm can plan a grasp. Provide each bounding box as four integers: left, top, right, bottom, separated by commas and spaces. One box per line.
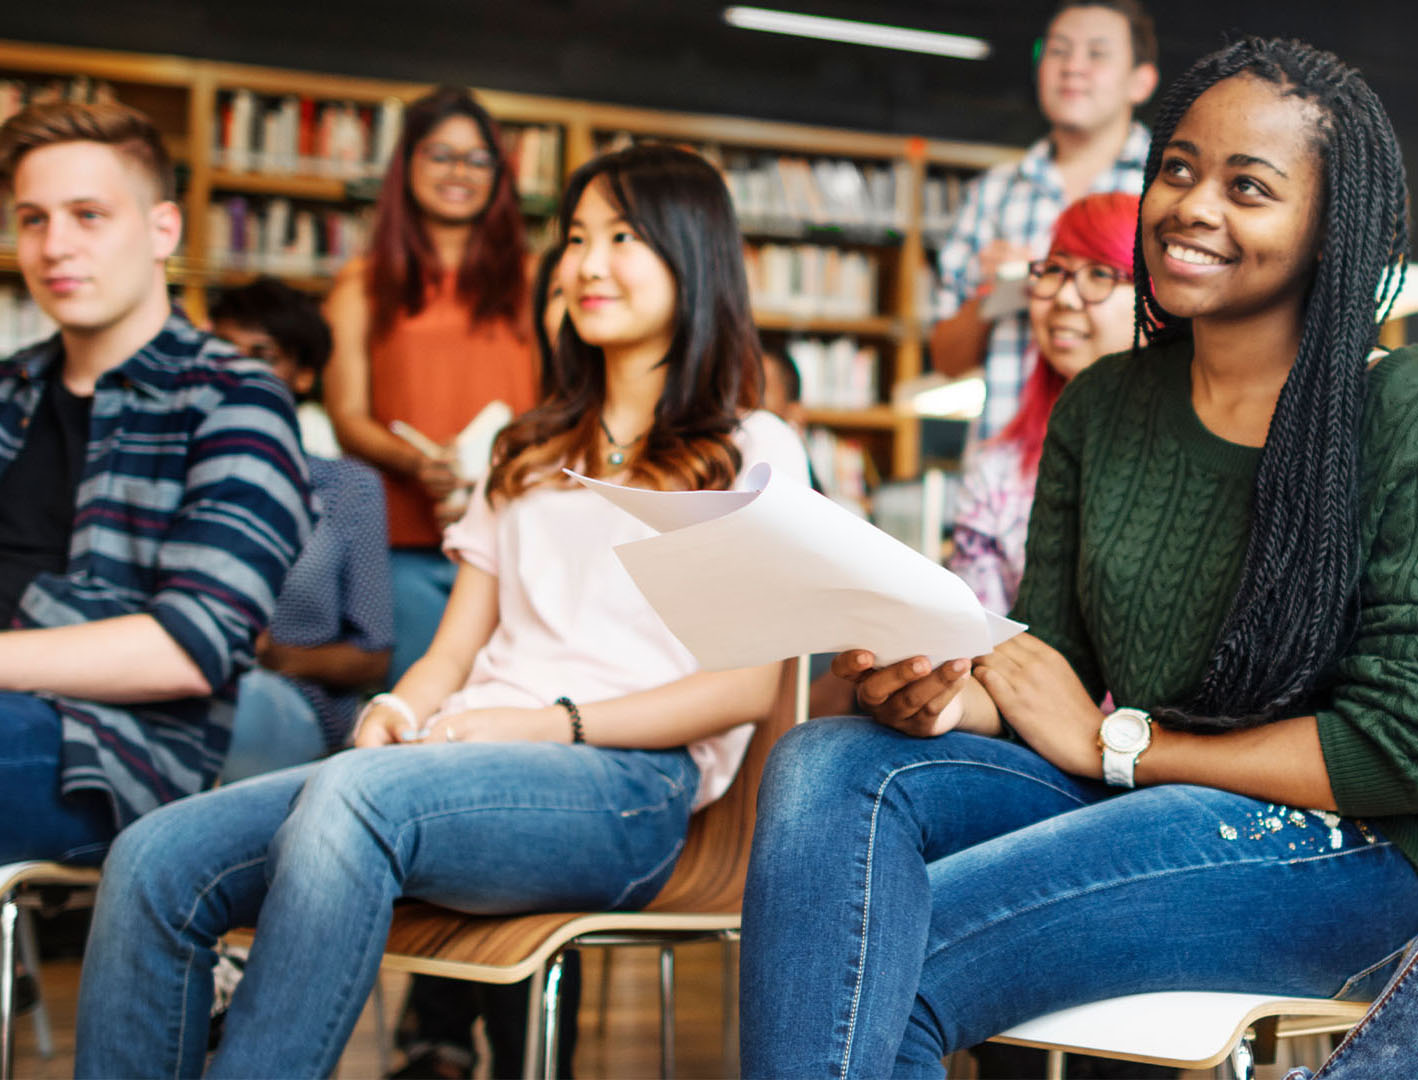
206, 268, 332, 293
209, 169, 352, 201
0, 248, 208, 288
0, 41, 194, 86
753, 311, 899, 338
802, 406, 903, 430
0, 37, 1016, 481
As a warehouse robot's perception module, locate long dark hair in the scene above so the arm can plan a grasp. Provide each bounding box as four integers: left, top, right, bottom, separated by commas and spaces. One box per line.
530, 243, 563, 390
365, 86, 525, 340
487, 144, 762, 501
1134, 38, 1408, 726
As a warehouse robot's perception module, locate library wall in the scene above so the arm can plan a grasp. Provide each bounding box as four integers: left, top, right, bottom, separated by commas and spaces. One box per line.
0, 39, 1024, 501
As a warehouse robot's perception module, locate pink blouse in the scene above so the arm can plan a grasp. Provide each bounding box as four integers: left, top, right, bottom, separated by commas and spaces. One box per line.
440, 410, 810, 810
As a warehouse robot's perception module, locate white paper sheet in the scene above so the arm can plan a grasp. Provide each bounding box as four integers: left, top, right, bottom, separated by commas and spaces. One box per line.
569, 463, 1024, 670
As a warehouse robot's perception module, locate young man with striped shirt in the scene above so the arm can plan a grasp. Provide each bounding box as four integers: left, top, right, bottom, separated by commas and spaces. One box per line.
0, 101, 313, 863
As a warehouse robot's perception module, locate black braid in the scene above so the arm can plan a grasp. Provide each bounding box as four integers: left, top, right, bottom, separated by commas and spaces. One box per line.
1133, 38, 1409, 729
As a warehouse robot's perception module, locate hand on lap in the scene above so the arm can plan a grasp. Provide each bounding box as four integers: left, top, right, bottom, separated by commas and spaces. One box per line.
972, 633, 1105, 778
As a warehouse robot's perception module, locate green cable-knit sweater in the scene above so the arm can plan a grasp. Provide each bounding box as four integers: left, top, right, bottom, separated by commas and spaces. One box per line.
1013, 337, 1418, 869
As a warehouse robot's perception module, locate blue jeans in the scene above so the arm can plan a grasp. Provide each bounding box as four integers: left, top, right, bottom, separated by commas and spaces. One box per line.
221, 668, 328, 783
1286, 938, 1418, 1080
739, 718, 1418, 1079
75, 741, 698, 1078
388, 548, 458, 686
0, 691, 114, 864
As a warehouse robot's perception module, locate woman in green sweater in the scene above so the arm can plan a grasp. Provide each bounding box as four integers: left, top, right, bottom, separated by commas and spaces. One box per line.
741, 36, 1418, 1079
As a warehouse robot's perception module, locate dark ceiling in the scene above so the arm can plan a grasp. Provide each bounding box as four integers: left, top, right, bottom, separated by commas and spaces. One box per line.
9, 2, 1417, 163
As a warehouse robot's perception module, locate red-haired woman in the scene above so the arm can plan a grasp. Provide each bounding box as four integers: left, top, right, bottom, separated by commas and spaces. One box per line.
325, 86, 538, 683
949, 192, 1139, 613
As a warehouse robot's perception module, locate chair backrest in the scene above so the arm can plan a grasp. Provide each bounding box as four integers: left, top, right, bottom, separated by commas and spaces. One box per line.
645, 655, 804, 913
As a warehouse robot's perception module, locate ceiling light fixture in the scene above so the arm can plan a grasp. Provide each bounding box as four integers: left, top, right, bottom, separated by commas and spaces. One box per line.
723, 6, 991, 60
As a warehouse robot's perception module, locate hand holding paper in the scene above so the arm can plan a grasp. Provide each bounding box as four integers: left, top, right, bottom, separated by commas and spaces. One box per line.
569, 463, 1023, 670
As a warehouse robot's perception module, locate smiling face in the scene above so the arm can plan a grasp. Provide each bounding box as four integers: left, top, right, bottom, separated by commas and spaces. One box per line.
407, 115, 496, 224
560, 180, 677, 363
1141, 74, 1326, 330
1028, 252, 1135, 379
12, 140, 179, 335
1037, 5, 1156, 136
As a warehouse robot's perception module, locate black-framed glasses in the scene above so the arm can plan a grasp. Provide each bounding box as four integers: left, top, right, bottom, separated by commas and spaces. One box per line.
418, 144, 496, 172
1027, 259, 1127, 304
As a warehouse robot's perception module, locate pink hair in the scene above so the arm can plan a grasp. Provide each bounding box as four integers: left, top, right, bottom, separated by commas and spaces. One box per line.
998, 191, 1140, 475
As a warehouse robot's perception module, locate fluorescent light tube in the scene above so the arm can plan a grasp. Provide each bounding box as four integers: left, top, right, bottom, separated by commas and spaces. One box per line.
723, 6, 991, 60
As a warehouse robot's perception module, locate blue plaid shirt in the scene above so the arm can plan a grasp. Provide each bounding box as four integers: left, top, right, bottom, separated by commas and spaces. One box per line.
935, 122, 1150, 437
0, 311, 313, 827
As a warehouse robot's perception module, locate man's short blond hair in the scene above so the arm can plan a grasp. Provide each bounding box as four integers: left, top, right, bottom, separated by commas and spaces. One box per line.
0, 100, 175, 201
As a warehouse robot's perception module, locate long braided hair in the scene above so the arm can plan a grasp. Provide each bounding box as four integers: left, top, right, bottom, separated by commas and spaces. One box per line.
1135, 38, 1408, 727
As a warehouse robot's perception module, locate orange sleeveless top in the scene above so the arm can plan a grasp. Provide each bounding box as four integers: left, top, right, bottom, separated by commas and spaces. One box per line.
369, 276, 538, 548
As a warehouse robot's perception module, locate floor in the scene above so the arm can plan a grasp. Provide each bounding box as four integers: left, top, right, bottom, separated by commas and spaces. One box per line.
10, 940, 1328, 1079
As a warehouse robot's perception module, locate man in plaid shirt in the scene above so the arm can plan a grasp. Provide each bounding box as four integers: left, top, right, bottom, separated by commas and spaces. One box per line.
934, 0, 1158, 437
0, 101, 313, 863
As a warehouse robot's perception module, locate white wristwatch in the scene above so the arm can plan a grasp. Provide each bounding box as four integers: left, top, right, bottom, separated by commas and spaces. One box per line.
1099, 707, 1153, 788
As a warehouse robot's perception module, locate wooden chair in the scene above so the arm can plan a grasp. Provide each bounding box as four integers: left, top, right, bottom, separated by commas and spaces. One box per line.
989, 990, 1370, 1079
1, 861, 102, 1080
374, 657, 807, 1080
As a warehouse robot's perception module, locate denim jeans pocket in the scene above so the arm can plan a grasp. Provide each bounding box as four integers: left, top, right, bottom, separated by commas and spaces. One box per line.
1332, 941, 1411, 1001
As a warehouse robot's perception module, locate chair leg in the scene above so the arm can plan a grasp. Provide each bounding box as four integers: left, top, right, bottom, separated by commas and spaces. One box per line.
596, 948, 613, 1037
541, 952, 566, 1080
659, 946, 676, 1080
1, 894, 17, 1080
1044, 1049, 1065, 1080
720, 939, 735, 1073
369, 975, 389, 1078
16, 908, 52, 1059
1229, 1036, 1256, 1080
522, 964, 548, 1080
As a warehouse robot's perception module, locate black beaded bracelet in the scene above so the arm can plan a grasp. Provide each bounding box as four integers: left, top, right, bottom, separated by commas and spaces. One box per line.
555, 696, 585, 743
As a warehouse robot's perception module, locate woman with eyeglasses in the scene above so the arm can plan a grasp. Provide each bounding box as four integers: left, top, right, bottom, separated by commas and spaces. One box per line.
324, 86, 538, 687
949, 192, 1139, 614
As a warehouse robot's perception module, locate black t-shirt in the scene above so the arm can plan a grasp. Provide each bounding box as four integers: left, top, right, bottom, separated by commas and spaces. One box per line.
0, 376, 93, 625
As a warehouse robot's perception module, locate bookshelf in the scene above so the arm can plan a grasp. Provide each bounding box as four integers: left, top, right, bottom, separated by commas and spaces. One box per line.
0, 38, 1019, 484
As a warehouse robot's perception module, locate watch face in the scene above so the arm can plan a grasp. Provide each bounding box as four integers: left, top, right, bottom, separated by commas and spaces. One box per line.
1102, 712, 1148, 753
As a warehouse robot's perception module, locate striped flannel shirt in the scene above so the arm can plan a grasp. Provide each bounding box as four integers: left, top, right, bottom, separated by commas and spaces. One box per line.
935, 122, 1150, 437
0, 311, 314, 828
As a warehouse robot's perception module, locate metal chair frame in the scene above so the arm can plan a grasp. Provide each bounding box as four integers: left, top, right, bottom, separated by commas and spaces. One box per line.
1, 861, 101, 1080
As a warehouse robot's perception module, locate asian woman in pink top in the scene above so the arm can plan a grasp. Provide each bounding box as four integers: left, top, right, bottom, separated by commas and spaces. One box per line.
74, 144, 810, 1078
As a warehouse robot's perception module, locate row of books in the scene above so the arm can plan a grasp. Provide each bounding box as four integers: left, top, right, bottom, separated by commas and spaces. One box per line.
725, 154, 912, 234
745, 243, 878, 320
0, 76, 118, 127
804, 427, 873, 508
211, 91, 563, 200
205, 197, 372, 277
0, 284, 56, 357
214, 90, 403, 179
784, 335, 880, 410
596, 133, 912, 234
501, 125, 561, 200
921, 172, 969, 238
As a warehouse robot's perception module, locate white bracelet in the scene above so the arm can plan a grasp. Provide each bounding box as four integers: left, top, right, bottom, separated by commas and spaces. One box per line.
357, 693, 422, 740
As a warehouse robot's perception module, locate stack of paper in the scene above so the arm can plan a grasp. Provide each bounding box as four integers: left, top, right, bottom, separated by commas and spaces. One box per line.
572, 463, 1022, 670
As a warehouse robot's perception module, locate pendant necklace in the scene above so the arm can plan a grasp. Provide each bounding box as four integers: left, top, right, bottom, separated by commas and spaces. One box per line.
599, 417, 647, 467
